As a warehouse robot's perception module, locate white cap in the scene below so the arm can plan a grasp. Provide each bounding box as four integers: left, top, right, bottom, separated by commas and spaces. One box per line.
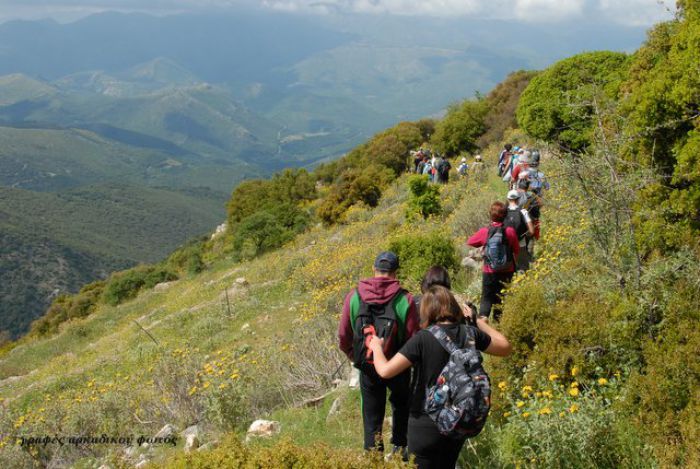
475, 154, 482, 160
507, 190, 520, 200
461, 157, 467, 162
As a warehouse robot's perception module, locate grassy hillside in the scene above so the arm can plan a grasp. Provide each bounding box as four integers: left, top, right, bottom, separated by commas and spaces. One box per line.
0, 184, 224, 338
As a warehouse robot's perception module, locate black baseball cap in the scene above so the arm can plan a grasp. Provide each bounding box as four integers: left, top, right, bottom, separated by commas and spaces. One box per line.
374, 251, 399, 272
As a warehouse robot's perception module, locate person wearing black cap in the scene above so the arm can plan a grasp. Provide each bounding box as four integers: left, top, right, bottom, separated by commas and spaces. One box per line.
338, 251, 419, 457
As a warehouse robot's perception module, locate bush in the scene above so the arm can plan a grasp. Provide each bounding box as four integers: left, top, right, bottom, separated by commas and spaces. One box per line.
231, 203, 310, 259
163, 436, 413, 469
406, 175, 442, 219
102, 266, 177, 306
431, 99, 488, 157
388, 231, 459, 289
167, 237, 208, 274
29, 280, 106, 337
516, 51, 630, 152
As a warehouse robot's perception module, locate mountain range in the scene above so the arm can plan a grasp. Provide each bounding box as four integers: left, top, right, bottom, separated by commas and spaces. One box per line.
0, 9, 652, 338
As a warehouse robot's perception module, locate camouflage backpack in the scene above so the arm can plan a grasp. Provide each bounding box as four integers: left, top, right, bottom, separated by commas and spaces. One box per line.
424, 325, 491, 439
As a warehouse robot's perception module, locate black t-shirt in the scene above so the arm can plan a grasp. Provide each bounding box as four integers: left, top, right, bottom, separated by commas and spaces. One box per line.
399, 323, 491, 416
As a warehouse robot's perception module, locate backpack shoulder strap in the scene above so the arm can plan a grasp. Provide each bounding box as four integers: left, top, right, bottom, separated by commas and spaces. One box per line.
392, 288, 410, 344
349, 289, 361, 326
427, 325, 459, 355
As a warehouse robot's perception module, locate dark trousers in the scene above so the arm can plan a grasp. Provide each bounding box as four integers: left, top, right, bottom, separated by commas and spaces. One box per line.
408, 414, 467, 469
360, 368, 411, 450
479, 271, 514, 320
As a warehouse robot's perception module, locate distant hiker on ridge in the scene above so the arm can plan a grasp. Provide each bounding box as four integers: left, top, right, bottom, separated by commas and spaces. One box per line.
338, 251, 419, 457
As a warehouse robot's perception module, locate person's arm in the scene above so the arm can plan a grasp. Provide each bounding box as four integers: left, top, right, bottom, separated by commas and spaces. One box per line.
521, 209, 535, 237
476, 317, 512, 357
338, 292, 354, 359
467, 227, 486, 248
368, 336, 413, 379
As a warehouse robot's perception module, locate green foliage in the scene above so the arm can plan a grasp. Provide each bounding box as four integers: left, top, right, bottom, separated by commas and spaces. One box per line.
226, 168, 316, 227
471, 375, 654, 469
29, 281, 106, 337
431, 99, 488, 156
388, 231, 458, 288
102, 265, 178, 306
517, 51, 630, 152
406, 175, 442, 219
232, 203, 310, 259
315, 121, 427, 225
477, 70, 539, 148
620, 9, 700, 251
167, 236, 209, 275
317, 165, 394, 225
163, 436, 412, 469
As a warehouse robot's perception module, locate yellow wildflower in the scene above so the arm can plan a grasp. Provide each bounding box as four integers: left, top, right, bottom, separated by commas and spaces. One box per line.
571, 367, 579, 377
498, 381, 507, 390
516, 401, 525, 408
569, 388, 579, 397
522, 412, 531, 418
548, 374, 559, 382
559, 411, 566, 417
569, 404, 579, 413
570, 381, 579, 388
542, 390, 553, 399
503, 412, 511, 418
539, 407, 552, 415
598, 378, 608, 386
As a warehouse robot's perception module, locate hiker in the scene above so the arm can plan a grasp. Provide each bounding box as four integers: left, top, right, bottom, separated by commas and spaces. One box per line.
368, 285, 512, 469
413, 151, 424, 173
526, 152, 550, 195
470, 154, 485, 181
421, 156, 433, 181
521, 179, 544, 248
417, 155, 427, 177
510, 153, 530, 189
415, 266, 473, 322
434, 155, 451, 184
338, 251, 419, 455
457, 158, 469, 179
501, 146, 519, 185
498, 143, 512, 177
467, 201, 519, 320
505, 190, 535, 272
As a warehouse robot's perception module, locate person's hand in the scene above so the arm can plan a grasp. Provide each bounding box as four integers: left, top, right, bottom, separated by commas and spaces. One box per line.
368, 335, 384, 352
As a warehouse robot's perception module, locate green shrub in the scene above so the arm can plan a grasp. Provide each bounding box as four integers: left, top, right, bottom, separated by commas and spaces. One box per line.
163, 436, 413, 469
29, 281, 106, 337
516, 51, 630, 152
474, 374, 655, 469
388, 231, 459, 289
102, 266, 177, 306
167, 237, 208, 274
231, 203, 310, 259
431, 99, 488, 157
406, 175, 442, 219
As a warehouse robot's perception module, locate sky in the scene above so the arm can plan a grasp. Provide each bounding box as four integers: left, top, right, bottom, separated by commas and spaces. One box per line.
0, 0, 676, 26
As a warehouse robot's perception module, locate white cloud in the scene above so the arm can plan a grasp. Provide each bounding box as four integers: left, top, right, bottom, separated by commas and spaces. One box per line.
0, 0, 676, 25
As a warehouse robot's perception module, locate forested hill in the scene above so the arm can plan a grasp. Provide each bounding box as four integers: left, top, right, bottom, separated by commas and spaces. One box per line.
0, 3, 698, 468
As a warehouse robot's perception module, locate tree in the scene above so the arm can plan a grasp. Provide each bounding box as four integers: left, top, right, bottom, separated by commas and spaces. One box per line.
431, 99, 487, 157
516, 51, 630, 152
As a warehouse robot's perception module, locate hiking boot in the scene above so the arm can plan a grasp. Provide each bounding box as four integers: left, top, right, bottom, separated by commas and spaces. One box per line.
384, 445, 408, 462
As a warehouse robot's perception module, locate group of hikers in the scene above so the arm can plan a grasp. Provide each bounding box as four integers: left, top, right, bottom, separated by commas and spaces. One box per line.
337, 144, 551, 468
411, 149, 486, 184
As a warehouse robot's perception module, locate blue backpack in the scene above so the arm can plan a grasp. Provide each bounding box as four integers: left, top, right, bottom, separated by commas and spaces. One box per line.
483, 226, 511, 272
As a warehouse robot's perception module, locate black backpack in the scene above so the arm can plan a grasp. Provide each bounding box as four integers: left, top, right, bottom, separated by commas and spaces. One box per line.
504, 208, 527, 240
483, 226, 512, 272
438, 160, 451, 179
424, 325, 491, 439
351, 289, 405, 372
